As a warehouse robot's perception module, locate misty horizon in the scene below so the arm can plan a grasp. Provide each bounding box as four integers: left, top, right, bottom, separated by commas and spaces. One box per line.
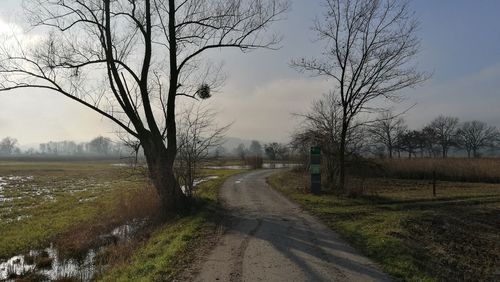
0, 1, 500, 144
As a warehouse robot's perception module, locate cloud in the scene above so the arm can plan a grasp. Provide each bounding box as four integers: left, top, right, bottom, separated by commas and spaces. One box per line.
0, 89, 116, 144
400, 63, 500, 128
211, 78, 330, 142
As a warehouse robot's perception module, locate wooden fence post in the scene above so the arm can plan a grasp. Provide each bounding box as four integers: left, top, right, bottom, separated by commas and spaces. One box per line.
432, 170, 436, 197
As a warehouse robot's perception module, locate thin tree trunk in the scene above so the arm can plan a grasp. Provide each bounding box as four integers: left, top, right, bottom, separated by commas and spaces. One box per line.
339, 122, 348, 195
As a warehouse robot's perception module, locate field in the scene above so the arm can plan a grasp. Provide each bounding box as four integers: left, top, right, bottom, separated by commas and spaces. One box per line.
0, 160, 244, 281
372, 158, 500, 183
268, 163, 500, 281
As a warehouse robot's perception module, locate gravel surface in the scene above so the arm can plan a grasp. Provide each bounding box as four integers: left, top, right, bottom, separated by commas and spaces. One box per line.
192, 170, 391, 282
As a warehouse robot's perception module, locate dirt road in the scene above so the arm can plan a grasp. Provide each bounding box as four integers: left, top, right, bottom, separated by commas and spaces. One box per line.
192, 170, 391, 282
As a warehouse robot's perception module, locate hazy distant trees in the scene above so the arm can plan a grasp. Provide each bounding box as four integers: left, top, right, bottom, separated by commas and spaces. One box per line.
36, 137, 122, 156
234, 144, 248, 161
0, 137, 19, 155
0, 0, 288, 214
88, 137, 113, 156
264, 142, 290, 161
365, 115, 500, 159
213, 146, 227, 159
456, 121, 499, 158
292, 0, 426, 193
248, 141, 263, 157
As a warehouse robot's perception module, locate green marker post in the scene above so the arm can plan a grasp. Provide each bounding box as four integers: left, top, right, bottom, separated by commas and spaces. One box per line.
310, 146, 321, 194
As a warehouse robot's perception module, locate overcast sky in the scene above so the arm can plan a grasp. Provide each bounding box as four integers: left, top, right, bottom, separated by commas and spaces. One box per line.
1, 0, 500, 147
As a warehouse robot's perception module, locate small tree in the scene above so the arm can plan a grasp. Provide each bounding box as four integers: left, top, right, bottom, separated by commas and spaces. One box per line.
175, 103, 230, 198
292, 0, 427, 193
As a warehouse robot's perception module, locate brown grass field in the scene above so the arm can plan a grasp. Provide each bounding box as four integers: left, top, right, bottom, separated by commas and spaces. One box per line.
372, 157, 500, 183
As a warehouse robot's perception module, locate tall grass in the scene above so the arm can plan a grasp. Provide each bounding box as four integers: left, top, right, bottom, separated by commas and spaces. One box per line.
54, 184, 161, 259
374, 158, 500, 183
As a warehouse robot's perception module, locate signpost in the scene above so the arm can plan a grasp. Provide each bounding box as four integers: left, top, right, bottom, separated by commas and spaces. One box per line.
310, 146, 321, 195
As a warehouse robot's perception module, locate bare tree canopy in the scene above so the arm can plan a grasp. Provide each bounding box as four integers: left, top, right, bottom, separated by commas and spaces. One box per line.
0, 137, 19, 155
292, 0, 427, 193
176, 103, 230, 197
0, 0, 288, 214
293, 92, 366, 189
425, 115, 459, 159
456, 120, 499, 158
368, 111, 406, 159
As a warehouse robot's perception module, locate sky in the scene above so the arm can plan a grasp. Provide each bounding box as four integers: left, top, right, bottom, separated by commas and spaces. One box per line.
0, 0, 500, 147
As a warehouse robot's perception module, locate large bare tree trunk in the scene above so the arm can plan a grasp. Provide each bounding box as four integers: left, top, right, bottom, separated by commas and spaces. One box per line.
142, 134, 187, 216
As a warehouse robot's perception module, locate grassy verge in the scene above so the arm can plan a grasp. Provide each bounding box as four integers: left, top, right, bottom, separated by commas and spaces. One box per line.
267, 170, 500, 282
98, 169, 244, 281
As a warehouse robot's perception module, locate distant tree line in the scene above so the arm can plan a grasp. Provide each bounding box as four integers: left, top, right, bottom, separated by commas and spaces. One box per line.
232, 141, 291, 162
369, 114, 500, 159
0, 136, 133, 157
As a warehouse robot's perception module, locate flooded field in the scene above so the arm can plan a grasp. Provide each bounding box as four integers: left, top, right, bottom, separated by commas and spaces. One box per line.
0, 220, 145, 281
0, 161, 234, 281
0, 162, 149, 277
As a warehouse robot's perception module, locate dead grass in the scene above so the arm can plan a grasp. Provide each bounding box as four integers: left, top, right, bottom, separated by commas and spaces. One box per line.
54, 183, 161, 260
371, 158, 500, 183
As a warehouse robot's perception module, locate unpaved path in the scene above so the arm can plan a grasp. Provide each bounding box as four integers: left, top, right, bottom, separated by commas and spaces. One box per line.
192, 170, 391, 282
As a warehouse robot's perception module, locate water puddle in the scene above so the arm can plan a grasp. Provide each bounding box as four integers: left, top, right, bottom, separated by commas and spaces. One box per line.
0, 176, 34, 203
0, 220, 145, 281
204, 163, 300, 170
0, 246, 97, 281
180, 176, 219, 194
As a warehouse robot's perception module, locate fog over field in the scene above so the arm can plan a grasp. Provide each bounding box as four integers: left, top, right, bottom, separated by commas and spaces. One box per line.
1, 0, 500, 145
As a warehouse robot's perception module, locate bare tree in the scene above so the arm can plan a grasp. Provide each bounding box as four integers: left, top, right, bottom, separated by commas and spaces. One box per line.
368, 111, 406, 158
265, 142, 289, 161
175, 103, 230, 198
0, 0, 288, 214
456, 120, 499, 158
294, 92, 365, 189
426, 115, 459, 158
234, 143, 248, 161
275, 143, 290, 161
264, 143, 280, 161
398, 130, 420, 158
292, 0, 427, 192
0, 137, 19, 155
